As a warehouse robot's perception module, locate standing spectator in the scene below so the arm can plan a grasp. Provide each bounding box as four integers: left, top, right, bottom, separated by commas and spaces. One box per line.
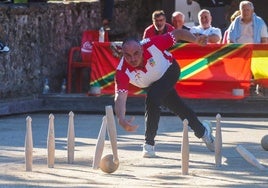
227, 1, 268, 43
197, 0, 228, 7
221, 10, 241, 43
175, 0, 201, 26
190, 9, 222, 43
114, 30, 215, 158
101, 0, 114, 30
143, 10, 174, 39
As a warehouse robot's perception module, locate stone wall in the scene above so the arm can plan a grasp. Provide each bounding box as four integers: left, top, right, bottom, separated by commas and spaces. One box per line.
0, 0, 149, 99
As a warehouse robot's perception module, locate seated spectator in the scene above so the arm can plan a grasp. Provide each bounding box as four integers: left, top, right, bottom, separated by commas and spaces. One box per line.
190, 9, 222, 43
221, 10, 240, 43
171, 11, 190, 43
143, 10, 174, 39
227, 1, 268, 43
171, 11, 190, 30
227, 1, 268, 96
230, 10, 241, 23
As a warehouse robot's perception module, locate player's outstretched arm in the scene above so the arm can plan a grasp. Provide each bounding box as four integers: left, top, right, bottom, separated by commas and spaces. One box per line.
171, 29, 207, 46
114, 92, 139, 132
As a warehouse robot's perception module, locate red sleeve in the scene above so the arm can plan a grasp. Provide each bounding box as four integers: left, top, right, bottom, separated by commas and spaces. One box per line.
114, 70, 130, 93
148, 32, 176, 51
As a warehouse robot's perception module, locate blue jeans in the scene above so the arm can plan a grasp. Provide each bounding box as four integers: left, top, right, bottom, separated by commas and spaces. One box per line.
144, 61, 205, 146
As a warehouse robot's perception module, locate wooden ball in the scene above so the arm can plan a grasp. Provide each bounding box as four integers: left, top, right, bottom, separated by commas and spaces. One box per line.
99, 154, 119, 174
261, 135, 268, 151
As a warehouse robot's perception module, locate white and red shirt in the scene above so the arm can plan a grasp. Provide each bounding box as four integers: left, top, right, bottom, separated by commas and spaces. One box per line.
115, 32, 176, 93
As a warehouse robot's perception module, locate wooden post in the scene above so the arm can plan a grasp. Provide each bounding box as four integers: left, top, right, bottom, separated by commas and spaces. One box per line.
67, 111, 75, 164
105, 105, 119, 165
181, 119, 189, 175
215, 114, 222, 167
92, 116, 107, 169
47, 114, 55, 168
25, 116, 33, 171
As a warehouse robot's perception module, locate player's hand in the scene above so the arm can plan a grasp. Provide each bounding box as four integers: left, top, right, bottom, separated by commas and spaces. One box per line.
196, 34, 208, 46
118, 116, 139, 132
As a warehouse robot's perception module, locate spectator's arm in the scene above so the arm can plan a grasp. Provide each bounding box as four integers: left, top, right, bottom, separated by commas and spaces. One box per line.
114, 92, 138, 132
171, 29, 207, 45
208, 34, 221, 43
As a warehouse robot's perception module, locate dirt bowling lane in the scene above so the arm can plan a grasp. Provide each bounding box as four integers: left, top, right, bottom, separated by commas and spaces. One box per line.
0, 113, 268, 187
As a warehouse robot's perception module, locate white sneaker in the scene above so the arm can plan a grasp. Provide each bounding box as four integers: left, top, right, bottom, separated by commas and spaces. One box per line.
201, 120, 215, 152
142, 143, 156, 158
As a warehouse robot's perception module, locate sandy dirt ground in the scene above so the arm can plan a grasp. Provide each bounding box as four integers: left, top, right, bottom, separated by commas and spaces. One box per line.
0, 113, 268, 187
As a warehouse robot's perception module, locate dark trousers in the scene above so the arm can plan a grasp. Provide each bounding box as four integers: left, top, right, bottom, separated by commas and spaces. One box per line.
144, 61, 205, 146
102, 0, 114, 21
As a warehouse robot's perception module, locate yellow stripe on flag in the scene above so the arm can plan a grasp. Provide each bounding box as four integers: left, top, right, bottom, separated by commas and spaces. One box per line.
251, 50, 268, 79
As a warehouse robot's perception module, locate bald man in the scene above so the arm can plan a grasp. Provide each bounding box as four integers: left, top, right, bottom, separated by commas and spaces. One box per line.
114, 29, 215, 158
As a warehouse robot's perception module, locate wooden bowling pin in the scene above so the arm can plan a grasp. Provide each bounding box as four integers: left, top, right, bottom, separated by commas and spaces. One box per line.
67, 111, 75, 164
215, 113, 222, 167
105, 105, 119, 165
236, 145, 265, 171
25, 116, 33, 171
47, 113, 55, 168
181, 119, 189, 175
92, 116, 107, 169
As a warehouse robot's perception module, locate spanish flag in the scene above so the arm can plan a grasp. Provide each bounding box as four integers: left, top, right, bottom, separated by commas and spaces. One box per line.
251, 44, 268, 87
